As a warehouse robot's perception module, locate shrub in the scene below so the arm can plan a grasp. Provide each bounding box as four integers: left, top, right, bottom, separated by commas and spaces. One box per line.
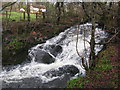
9, 39, 24, 50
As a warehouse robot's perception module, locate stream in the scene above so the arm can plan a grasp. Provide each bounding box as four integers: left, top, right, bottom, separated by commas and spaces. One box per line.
0, 23, 107, 88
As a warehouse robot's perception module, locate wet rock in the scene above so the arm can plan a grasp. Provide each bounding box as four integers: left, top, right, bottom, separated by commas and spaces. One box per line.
35, 50, 55, 64
50, 45, 62, 57
42, 74, 71, 88
59, 65, 79, 76
43, 65, 79, 77
56, 35, 67, 44
44, 44, 62, 57
2, 77, 42, 88
2, 75, 69, 88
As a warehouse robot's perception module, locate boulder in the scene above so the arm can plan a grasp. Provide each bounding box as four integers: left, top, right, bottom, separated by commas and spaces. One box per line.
44, 44, 62, 57
50, 45, 62, 57
59, 65, 79, 76
42, 74, 71, 88
35, 50, 55, 64
43, 65, 79, 78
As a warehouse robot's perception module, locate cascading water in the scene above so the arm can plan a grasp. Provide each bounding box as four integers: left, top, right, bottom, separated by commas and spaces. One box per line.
0, 23, 107, 88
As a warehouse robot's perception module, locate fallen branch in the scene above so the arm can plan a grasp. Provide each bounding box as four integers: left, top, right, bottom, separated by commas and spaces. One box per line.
96, 31, 119, 45
105, 31, 119, 44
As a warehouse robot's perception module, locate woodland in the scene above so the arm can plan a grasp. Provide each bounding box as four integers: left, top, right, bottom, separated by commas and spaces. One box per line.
0, 1, 119, 88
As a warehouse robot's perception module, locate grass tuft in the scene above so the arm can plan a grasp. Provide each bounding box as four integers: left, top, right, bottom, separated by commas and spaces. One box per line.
67, 77, 84, 88
95, 64, 112, 71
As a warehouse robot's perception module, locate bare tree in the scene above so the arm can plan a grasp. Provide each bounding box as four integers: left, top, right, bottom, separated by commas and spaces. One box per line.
76, 24, 89, 70
26, 1, 30, 21
8, 5, 13, 21
0, 2, 17, 12
55, 2, 64, 25
81, 3, 98, 69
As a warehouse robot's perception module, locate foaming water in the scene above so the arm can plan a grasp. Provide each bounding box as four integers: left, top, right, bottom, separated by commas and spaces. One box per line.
0, 23, 107, 88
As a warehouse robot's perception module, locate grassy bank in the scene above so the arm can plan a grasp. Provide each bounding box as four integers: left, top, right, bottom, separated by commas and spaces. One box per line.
67, 38, 119, 88
1, 12, 37, 21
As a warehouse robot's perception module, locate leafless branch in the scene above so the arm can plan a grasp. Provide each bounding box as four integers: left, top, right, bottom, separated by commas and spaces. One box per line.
76, 25, 88, 70
105, 31, 119, 44
83, 39, 90, 45
96, 31, 119, 45
76, 25, 84, 59
0, 1, 17, 12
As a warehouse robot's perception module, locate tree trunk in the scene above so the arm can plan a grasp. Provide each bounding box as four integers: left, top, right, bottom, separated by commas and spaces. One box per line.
61, 2, 64, 16
6, 11, 8, 19
23, 12, 25, 20
27, 2, 30, 21
89, 15, 96, 68
56, 2, 61, 25
42, 12, 45, 20
8, 5, 13, 21
36, 13, 38, 20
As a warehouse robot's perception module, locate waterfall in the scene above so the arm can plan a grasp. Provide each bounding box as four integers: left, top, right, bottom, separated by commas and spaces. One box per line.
0, 23, 107, 88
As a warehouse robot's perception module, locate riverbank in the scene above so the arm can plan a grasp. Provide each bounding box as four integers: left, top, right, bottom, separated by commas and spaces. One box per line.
67, 36, 119, 88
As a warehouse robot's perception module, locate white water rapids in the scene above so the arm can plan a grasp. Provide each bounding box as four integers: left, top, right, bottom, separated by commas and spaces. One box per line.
0, 23, 107, 88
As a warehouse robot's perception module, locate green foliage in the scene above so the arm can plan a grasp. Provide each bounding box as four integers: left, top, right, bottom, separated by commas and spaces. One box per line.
95, 64, 112, 71
0, 15, 2, 20
67, 45, 116, 88
52, 29, 59, 35
53, 31, 57, 35
22, 5, 27, 10
95, 74, 102, 80
9, 39, 24, 50
67, 77, 84, 88
95, 46, 115, 71
100, 59, 110, 64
